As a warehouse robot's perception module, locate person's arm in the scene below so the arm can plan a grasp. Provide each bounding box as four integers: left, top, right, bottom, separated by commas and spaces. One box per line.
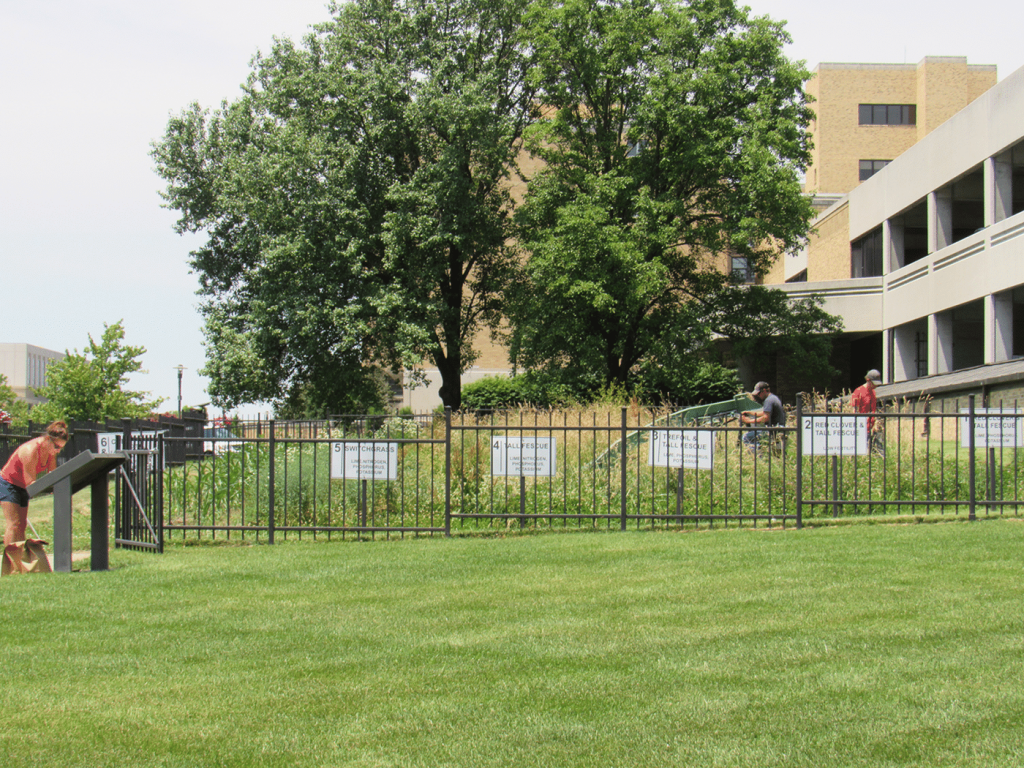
740, 410, 768, 426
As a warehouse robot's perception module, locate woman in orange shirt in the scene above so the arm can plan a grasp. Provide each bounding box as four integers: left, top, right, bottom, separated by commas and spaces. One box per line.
1, 420, 69, 546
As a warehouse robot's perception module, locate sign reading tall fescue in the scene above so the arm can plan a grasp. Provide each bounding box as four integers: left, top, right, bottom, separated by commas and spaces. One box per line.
960, 409, 1023, 448
648, 429, 713, 470
491, 437, 556, 477
331, 442, 399, 481
801, 416, 868, 456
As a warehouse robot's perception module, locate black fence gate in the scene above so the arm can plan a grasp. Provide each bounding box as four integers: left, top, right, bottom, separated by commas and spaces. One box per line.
113, 432, 164, 553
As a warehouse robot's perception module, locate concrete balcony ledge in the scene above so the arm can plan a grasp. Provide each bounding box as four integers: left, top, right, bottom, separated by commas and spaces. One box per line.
775, 278, 884, 333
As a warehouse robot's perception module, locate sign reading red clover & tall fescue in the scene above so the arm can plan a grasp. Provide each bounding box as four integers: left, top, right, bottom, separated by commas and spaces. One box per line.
330, 441, 399, 480
647, 429, 713, 470
801, 415, 868, 456
490, 437, 557, 477
959, 409, 1023, 448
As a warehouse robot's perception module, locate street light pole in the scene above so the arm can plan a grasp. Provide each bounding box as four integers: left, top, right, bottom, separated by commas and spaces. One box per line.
173, 365, 187, 418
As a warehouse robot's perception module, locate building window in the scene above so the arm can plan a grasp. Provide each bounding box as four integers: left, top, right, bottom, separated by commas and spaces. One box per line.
858, 104, 916, 126
786, 269, 807, 283
851, 227, 883, 278
859, 160, 890, 181
731, 256, 754, 284
625, 139, 646, 158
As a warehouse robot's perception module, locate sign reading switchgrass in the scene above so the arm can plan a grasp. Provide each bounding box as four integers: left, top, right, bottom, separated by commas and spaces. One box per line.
960, 409, 1023, 448
801, 415, 868, 456
330, 442, 399, 480
648, 429, 714, 470
490, 437, 557, 477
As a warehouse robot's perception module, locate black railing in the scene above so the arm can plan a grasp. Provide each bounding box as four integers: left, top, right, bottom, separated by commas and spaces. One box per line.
10, 398, 1023, 546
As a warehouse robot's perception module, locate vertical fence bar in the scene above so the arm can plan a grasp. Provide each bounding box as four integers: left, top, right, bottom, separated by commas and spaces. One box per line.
968, 396, 976, 522
444, 407, 452, 537
268, 420, 276, 544
620, 407, 628, 531
795, 399, 803, 529
831, 455, 839, 519
156, 433, 164, 553
121, 419, 132, 545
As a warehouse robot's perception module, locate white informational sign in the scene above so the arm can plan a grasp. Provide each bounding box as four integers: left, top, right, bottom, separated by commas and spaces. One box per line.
801, 416, 868, 456
97, 430, 166, 452
97, 432, 122, 453
960, 409, 1023, 448
648, 429, 713, 470
97, 430, 167, 472
491, 437, 557, 477
330, 442, 399, 480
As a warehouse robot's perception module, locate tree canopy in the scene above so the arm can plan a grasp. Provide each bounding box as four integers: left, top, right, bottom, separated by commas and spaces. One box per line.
154, 0, 840, 413
0, 374, 29, 426
153, 0, 537, 413
505, 0, 840, 394
31, 321, 164, 422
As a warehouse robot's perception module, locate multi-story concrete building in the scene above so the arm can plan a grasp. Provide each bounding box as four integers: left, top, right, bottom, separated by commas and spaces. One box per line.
773, 61, 1024, 403
0, 343, 65, 408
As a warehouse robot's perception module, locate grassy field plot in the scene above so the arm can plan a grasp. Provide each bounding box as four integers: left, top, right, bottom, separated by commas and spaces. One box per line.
2, 520, 1023, 767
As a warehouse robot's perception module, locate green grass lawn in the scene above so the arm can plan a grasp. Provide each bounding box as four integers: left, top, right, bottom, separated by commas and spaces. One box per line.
2, 520, 1023, 767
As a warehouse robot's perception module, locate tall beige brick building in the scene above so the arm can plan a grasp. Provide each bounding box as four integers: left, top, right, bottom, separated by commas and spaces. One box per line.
805, 58, 996, 197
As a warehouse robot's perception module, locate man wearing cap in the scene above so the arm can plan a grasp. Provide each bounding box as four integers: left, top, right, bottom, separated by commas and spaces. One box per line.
851, 369, 884, 455
740, 381, 785, 449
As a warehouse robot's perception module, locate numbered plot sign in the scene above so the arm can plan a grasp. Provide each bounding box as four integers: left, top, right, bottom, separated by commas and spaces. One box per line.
491, 437, 557, 477
960, 409, 1023, 448
801, 416, 867, 456
97, 433, 122, 453
648, 429, 713, 470
331, 442, 399, 480
97, 430, 166, 453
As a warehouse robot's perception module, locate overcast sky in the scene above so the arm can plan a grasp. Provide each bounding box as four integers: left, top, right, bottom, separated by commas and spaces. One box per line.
2, 0, 1020, 416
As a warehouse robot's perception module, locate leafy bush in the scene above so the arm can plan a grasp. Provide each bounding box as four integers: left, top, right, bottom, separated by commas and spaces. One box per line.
635, 360, 741, 406
460, 372, 582, 410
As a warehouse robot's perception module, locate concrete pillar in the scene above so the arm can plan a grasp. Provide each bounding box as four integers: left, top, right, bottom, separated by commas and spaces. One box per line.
985, 292, 1014, 364
930, 312, 954, 375
893, 324, 917, 382
985, 152, 1014, 227
882, 328, 893, 383
883, 218, 903, 273
929, 188, 953, 254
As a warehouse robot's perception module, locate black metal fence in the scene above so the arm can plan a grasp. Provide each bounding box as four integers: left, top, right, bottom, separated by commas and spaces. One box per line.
9, 398, 1023, 547
0, 412, 207, 468
155, 397, 1024, 543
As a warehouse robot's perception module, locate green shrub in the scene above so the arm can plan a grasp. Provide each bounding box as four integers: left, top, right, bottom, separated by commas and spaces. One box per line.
460, 371, 581, 410
636, 360, 741, 406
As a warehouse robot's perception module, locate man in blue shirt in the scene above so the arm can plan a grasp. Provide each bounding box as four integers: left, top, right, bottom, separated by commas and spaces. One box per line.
740, 381, 785, 449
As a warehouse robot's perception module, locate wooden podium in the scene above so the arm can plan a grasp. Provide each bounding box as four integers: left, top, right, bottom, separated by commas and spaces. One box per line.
27, 451, 127, 572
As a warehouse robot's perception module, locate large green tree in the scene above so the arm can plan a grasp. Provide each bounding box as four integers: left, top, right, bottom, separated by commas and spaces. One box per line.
153, 0, 536, 413
32, 321, 164, 422
0, 374, 29, 426
506, 0, 840, 392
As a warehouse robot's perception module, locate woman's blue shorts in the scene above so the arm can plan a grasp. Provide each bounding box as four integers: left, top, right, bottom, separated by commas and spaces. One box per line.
0, 475, 29, 507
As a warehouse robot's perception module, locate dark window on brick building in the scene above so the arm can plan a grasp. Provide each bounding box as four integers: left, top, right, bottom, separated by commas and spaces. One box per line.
859, 159, 890, 181
858, 104, 916, 125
